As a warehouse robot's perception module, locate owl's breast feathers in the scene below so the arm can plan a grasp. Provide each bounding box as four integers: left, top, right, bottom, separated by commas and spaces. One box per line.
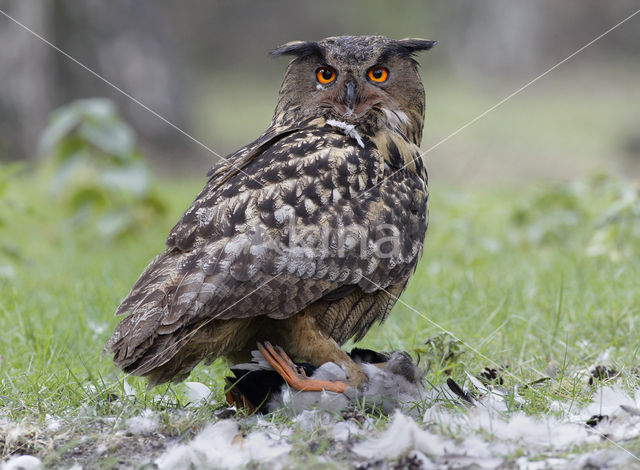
106, 117, 428, 373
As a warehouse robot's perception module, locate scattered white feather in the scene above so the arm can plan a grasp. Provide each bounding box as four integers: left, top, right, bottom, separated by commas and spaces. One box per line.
292, 409, 336, 432
254, 416, 293, 440
45, 414, 62, 432
184, 381, 213, 406
95, 444, 108, 455
566, 448, 636, 469
326, 119, 365, 148
6, 380, 640, 469
469, 408, 586, 450
125, 409, 159, 436
515, 457, 567, 470
353, 411, 448, 460
1, 455, 43, 470
332, 420, 361, 442
155, 419, 291, 470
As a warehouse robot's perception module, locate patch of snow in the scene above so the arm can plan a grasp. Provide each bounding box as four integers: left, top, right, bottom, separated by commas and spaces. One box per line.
155, 419, 291, 470
1, 455, 42, 470
125, 409, 159, 436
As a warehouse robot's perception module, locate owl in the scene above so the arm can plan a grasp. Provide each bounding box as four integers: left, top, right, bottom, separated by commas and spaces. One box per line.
105, 35, 436, 393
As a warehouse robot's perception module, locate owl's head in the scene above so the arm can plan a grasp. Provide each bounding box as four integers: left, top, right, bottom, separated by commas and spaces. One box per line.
271, 35, 436, 143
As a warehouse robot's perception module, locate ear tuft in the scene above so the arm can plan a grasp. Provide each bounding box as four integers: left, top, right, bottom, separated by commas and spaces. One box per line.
389, 38, 438, 57
270, 41, 325, 60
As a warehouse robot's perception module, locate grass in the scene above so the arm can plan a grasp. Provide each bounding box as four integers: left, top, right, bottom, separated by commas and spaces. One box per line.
1, 168, 640, 467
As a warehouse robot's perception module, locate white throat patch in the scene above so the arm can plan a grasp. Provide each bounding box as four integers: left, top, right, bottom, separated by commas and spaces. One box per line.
326, 119, 365, 149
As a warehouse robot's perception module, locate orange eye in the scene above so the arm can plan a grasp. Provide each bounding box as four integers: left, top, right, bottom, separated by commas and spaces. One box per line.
316, 67, 336, 84
368, 66, 389, 83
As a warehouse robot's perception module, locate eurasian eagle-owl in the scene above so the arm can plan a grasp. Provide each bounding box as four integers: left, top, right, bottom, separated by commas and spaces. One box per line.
105, 35, 436, 391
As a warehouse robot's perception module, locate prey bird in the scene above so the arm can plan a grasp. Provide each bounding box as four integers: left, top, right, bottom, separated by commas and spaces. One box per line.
105, 35, 436, 393
226, 347, 424, 414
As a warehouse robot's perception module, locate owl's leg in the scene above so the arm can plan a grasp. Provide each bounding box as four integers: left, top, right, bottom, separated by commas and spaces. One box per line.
268, 311, 369, 388
258, 342, 347, 393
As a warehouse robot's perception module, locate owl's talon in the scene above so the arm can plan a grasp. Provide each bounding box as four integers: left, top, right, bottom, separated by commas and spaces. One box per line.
258, 342, 347, 394
275, 345, 307, 376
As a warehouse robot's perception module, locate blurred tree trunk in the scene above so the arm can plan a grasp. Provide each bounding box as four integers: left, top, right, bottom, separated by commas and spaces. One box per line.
0, 0, 189, 162
0, 0, 56, 160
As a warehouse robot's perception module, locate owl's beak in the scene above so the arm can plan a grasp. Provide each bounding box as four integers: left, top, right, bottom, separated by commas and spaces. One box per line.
344, 80, 356, 113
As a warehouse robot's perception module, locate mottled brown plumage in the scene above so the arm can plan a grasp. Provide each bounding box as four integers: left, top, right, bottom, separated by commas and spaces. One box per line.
105, 35, 436, 387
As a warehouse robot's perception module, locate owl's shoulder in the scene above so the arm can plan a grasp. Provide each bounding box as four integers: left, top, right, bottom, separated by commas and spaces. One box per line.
166, 120, 384, 252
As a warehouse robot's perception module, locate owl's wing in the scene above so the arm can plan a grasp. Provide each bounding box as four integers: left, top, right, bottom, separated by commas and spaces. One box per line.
106, 123, 428, 374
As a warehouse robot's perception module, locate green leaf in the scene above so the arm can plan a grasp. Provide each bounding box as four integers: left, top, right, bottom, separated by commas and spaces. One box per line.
38, 98, 118, 156
68, 186, 109, 211
97, 211, 134, 240
39, 98, 166, 242
79, 118, 135, 160
38, 105, 83, 156
100, 163, 149, 197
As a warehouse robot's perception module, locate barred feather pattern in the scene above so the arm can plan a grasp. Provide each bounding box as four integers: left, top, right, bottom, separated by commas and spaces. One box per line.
105, 117, 428, 377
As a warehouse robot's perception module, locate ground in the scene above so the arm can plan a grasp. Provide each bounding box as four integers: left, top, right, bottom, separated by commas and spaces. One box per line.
1, 172, 640, 469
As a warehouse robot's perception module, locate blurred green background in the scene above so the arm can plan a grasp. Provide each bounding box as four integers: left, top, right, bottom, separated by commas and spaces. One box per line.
1, 2, 640, 445
1, 0, 639, 183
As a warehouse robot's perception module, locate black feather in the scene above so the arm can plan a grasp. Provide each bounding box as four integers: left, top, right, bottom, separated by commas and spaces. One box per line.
227, 363, 315, 412
349, 348, 390, 364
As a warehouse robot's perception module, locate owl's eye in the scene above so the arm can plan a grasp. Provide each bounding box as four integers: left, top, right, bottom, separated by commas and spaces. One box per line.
368, 66, 389, 83
316, 67, 336, 84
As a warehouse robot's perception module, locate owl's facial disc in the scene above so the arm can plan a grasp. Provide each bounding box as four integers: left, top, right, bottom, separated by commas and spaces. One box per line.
272, 36, 437, 137
321, 73, 386, 121
344, 80, 356, 111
